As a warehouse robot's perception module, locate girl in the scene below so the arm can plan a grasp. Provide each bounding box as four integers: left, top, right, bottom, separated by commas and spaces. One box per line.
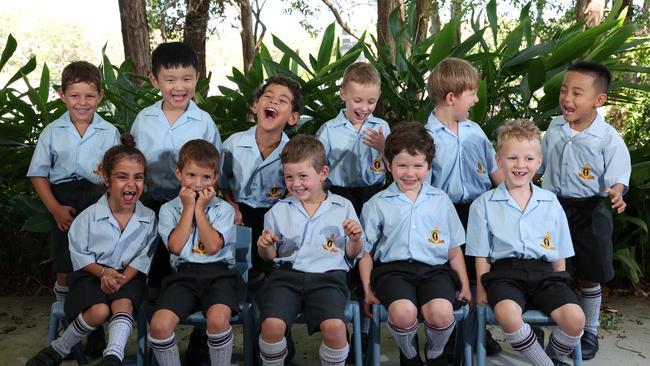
27, 133, 157, 366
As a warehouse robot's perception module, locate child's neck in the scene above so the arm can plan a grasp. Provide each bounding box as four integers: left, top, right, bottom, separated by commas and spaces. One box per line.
343, 110, 365, 132
399, 183, 422, 203
255, 128, 283, 160
70, 117, 92, 137
300, 191, 327, 217
107, 197, 135, 231
506, 182, 533, 211
434, 108, 459, 135
162, 102, 188, 126
568, 111, 597, 132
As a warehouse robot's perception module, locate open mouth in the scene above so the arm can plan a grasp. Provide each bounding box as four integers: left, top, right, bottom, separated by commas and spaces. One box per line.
172, 93, 187, 102
563, 105, 575, 114
123, 191, 137, 203
264, 107, 278, 119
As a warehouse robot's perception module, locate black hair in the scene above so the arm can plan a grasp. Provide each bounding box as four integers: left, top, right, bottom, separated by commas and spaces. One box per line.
254, 75, 304, 114
151, 42, 199, 77
567, 61, 611, 93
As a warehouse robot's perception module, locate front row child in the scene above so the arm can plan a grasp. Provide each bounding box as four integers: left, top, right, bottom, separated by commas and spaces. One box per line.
148, 140, 238, 366
360, 122, 471, 366
466, 119, 585, 366
257, 135, 364, 366
27, 134, 157, 366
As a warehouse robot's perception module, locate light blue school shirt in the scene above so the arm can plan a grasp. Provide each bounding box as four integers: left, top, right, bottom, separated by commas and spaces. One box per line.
316, 110, 391, 187
538, 114, 631, 198
219, 126, 288, 208
424, 113, 497, 203
27, 112, 120, 184
264, 193, 364, 272
130, 100, 222, 202
68, 194, 157, 273
466, 183, 574, 263
361, 182, 465, 266
158, 196, 236, 270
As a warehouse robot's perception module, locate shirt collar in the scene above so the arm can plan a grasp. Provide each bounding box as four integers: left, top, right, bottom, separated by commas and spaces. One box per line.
426, 113, 470, 132
556, 113, 609, 138
94, 193, 153, 224
331, 109, 381, 128
490, 182, 554, 203
380, 181, 442, 199
144, 99, 202, 121
53, 112, 112, 130
236, 126, 289, 148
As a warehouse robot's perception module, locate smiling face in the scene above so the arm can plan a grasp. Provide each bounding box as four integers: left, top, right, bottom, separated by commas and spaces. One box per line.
340, 81, 381, 126
387, 149, 430, 198
150, 65, 198, 112
58, 82, 103, 125
283, 159, 328, 204
450, 88, 479, 122
559, 71, 607, 128
252, 83, 299, 133
175, 161, 218, 193
105, 157, 145, 212
497, 137, 542, 191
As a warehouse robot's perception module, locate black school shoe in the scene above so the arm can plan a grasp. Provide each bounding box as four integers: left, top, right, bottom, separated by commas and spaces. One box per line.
26, 346, 63, 366
574, 330, 599, 360
85, 327, 106, 357
425, 352, 448, 366
399, 333, 423, 366
485, 330, 502, 356
185, 327, 210, 365
551, 358, 571, 366
99, 354, 123, 366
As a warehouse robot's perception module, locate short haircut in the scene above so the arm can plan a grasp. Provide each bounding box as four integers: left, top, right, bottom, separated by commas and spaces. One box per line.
341, 62, 381, 88
61, 61, 102, 93
567, 61, 611, 93
254, 75, 304, 114
384, 122, 436, 167
101, 133, 146, 179
427, 57, 480, 104
151, 42, 199, 77
496, 118, 541, 154
177, 139, 220, 173
280, 134, 326, 171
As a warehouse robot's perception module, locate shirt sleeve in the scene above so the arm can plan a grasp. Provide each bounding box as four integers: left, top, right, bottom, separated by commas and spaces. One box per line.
129, 213, 159, 274
157, 204, 177, 249
603, 133, 631, 193
482, 132, 498, 174
360, 198, 382, 256
68, 211, 95, 271
205, 115, 222, 153
211, 203, 236, 251
554, 199, 574, 260
537, 131, 549, 175
445, 196, 466, 248
465, 197, 491, 258
26, 127, 53, 178
315, 124, 331, 158
218, 138, 234, 188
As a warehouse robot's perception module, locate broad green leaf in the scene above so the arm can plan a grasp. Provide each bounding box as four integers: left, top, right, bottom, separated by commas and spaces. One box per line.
545, 17, 618, 70
0, 34, 17, 73
38, 63, 50, 104
272, 35, 314, 76
586, 24, 636, 62
316, 23, 335, 71
615, 215, 648, 233
500, 23, 524, 59
469, 79, 487, 122
527, 58, 546, 98
486, 0, 498, 45
428, 18, 459, 68
22, 212, 51, 233
450, 29, 485, 58
4, 57, 36, 88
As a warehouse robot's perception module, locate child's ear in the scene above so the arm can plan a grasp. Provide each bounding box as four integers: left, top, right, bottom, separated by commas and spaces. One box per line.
444, 91, 455, 106
595, 92, 607, 108
57, 87, 65, 99
320, 165, 330, 181
174, 167, 183, 181
339, 87, 347, 101
149, 74, 159, 88
287, 112, 300, 127
383, 156, 391, 173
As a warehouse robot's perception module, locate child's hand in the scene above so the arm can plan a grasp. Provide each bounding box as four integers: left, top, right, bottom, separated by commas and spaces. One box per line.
195, 186, 216, 210
606, 187, 626, 213
233, 205, 243, 225
258, 229, 279, 248
363, 288, 381, 317
52, 204, 76, 231
457, 285, 472, 306
361, 126, 386, 153
343, 219, 363, 242
179, 187, 197, 208
476, 285, 488, 305
100, 268, 125, 294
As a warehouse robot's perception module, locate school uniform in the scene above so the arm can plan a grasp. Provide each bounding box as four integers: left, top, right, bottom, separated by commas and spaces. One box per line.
316, 110, 390, 215
65, 194, 157, 318
539, 114, 631, 283
260, 193, 363, 333
466, 182, 578, 315
155, 196, 240, 319
361, 182, 465, 307
27, 112, 120, 272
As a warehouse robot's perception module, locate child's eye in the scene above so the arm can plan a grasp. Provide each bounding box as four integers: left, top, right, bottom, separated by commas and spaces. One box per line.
135, 175, 145, 181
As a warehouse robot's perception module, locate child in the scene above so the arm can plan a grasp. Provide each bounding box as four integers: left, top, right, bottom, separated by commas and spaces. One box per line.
424, 57, 504, 355
257, 135, 364, 366
27, 60, 120, 355
220, 75, 302, 283
360, 122, 471, 366
537, 61, 630, 360
148, 140, 238, 366
467, 119, 585, 366
27, 134, 157, 366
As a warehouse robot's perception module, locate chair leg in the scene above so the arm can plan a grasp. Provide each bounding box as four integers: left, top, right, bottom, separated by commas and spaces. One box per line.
476, 304, 487, 366
370, 304, 382, 366
573, 340, 583, 366
350, 302, 362, 366
462, 312, 473, 366
242, 303, 254, 366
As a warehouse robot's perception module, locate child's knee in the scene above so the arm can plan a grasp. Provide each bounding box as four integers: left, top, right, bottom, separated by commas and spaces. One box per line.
149, 309, 179, 338
110, 298, 133, 314
261, 317, 286, 342
84, 303, 110, 325
554, 304, 585, 336
493, 300, 523, 329
387, 299, 418, 328
206, 304, 232, 333
421, 298, 453, 327
320, 319, 346, 338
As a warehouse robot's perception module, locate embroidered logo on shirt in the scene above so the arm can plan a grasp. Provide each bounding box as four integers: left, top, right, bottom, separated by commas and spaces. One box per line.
266, 186, 282, 200
94, 163, 103, 177
428, 226, 445, 245
578, 164, 595, 180
540, 232, 555, 250
476, 159, 486, 174
192, 241, 206, 256
322, 234, 338, 253
371, 156, 385, 173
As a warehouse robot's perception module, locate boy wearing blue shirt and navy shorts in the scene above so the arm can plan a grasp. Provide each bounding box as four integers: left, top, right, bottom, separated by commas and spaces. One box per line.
467, 119, 585, 366
148, 140, 238, 366
257, 135, 364, 366
27, 60, 120, 355
360, 122, 471, 366
536, 61, 631, 360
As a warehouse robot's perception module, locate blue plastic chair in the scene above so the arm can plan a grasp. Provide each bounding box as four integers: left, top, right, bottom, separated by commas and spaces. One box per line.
47, 300, 87, 365
476, 304, 583, 366
138, 225, 255, 366
368, 302, 472, 366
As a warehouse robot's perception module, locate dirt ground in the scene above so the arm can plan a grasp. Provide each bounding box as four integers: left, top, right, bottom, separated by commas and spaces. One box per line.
1, 295, 648, 365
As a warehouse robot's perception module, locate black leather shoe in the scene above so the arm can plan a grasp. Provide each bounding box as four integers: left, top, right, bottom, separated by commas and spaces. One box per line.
485, 330, 502, 356
26, 346, 63, 366
185, 327, 209, 365
425, 352, 448, 366
99, 354, 123, 366
399, 333, 423, 366
578, 330, 599, 360
85, 327, 106, 358
551, 358, 571, 366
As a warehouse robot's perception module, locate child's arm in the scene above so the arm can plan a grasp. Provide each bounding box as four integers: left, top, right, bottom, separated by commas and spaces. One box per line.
448, 246, 472, 303
167, 187, 197, 255
489, 169, 504, 187
358, 252, 380, 316
606, 183, 626, 213
31, 177, 76, 231
195, 186, 225, 255
475, 257, 491, 304
257, 229, 278, 260
343, 219, 364, 259
220, 187, 243, 225
362, 126, 386, 154
551, 259, 566, 272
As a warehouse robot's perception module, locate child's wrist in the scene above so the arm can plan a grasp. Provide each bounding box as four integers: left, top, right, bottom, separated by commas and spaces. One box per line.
98, 267, 106, 278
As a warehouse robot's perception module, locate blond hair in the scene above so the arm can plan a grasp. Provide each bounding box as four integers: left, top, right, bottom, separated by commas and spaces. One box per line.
341, 62, 381, 88
427, 58, 480, 104
496, 119, 541, 153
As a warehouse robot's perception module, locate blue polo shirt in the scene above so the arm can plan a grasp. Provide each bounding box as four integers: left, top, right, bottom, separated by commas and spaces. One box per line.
68, 194, 157, 273
424, 113, 497, 203
219, 126, 288, 208
263, 193, 364, 272
361, 182, 465, 266
466, 183, 574, 263
316, 109, 390, 187
130, 100, 222, 201
27, 112, 120, 184
539, 114, 631, 198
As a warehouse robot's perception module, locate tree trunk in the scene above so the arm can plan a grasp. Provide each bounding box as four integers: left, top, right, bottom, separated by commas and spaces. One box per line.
118, 0, 151, 78
240, 0, 255, 73
414, 0, 431, 44
450, 0, 462, 46
576, 0, 606, 28
429, 0, 441, 35
377, 0, 404, 59
183, 0, 210, 79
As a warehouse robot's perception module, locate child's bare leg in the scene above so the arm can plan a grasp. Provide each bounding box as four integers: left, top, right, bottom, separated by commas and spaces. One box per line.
205, 304, 233, 365
546, 303, 585, 362
387, 299, 419, 359
103, 298, 134, 361
259, 317, 288, 366
495, 300, 552, 366
149, 309, 181, 366
319, 319, 348, 365
421, 298, 454, 360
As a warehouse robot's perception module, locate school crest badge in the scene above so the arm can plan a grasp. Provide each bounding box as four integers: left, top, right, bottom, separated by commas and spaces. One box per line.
266, 186, 282, 200
94, 163, 103, 177
322, 234, 338, 253
540, 232, 555, 250
428, 225, 445, 245
476, 159, 486, 174
192, 241, 206, 256
578, 164, 595, 180
371, 156, 385, 173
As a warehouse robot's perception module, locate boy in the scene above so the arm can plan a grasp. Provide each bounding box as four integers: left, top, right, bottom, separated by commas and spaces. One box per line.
220, 75, 302, 284
131, 42, 223, 362
257, 135, 364, 366
536, 61, 631, 360
467, 119, 585, 366
148, 140, 238, 366
27, 60, 119, 355
424, 57, 504, 355
360, 122, 471, 366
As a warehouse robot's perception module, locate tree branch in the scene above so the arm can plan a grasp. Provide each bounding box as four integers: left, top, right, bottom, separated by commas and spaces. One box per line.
321, 0, 361, 40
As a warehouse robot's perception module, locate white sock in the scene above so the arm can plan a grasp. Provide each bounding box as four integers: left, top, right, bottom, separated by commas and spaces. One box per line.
53, 281, 69, 302
387, 319, 419, 359
503, 323, 552, 366
319, 342, 349, 366
149, 333, 180, 366
259, 337, 287, 366
424, 319, 455, 359
208, 327, 233, 366
51, 313, 96, 357
103, 312, 133, 361
546, 327, 582, 362
581, 285, 602, 335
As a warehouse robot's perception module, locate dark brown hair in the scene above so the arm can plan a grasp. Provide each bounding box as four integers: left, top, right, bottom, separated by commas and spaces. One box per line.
384, 122, 436, 167
61, 61, 102, 93
280, 134, 326, 171
177, 139, 220, 173
254, 75, 304, 114
100, 133, 146, 179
